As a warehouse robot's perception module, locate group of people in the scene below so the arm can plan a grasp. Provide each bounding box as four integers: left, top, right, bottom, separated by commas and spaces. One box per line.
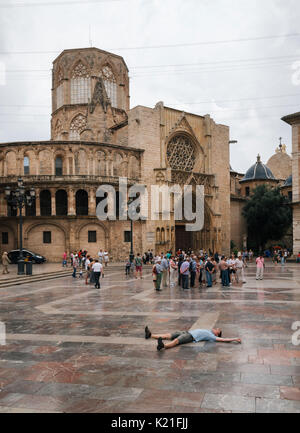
64, 249, 109, 289
150, 250, 248, 292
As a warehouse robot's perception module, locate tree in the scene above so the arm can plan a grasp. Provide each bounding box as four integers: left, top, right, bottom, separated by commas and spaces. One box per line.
242, 185, 292, 252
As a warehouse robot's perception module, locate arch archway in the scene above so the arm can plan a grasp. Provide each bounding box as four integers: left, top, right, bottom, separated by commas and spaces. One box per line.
76, 189, 88, 216
56, 190, 68, 216
40, 190, 51, 216
25, 222, 66, 262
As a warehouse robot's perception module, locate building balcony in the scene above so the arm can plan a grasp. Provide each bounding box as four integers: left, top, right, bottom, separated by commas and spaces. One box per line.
0, 174, 140, 186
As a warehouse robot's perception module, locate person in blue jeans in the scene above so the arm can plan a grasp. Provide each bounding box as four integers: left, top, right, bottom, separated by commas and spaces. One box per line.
219, 256, 230, 287
180, 257, 190, 290
205, 258, 214, 288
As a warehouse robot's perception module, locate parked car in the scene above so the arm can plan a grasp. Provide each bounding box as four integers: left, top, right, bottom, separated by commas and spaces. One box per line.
8, 249, 46, 264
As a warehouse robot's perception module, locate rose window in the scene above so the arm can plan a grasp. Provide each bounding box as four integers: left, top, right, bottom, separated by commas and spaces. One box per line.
167, 135, 196, 171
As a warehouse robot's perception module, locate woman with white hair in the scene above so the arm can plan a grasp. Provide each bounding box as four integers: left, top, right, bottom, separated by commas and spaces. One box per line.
2, 252, 11, 274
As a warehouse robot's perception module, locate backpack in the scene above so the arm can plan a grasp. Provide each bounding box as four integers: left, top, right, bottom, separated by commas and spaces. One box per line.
152, 265, 157, 275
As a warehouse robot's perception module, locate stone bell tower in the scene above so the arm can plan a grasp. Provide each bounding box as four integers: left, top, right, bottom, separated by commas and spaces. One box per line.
50, 47, 130, 143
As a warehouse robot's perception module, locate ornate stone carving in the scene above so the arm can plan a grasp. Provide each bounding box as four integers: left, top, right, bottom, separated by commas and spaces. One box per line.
89, 77, 110, 114
54, 119, 63, 139
156, 171, 165, 183
167, 135, 196, 172
100, 65, 116, 82
71, 61, 90, 78
70, 114, 87, 139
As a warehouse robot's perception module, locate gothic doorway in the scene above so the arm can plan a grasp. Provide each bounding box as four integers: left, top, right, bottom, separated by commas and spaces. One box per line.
175, 225, 193, 252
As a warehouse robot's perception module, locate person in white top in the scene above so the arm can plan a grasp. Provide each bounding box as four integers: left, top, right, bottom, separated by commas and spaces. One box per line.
85, 255, 91, 285
98, 249, 104, 264
235, 256, 246, 284
103, 251, 109, 267
169, 256, 178, 288
92, 260, 104, 289
226, 256, 236, 285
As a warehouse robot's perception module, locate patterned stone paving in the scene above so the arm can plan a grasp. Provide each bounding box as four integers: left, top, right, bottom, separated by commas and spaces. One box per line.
0, 263, 300, 413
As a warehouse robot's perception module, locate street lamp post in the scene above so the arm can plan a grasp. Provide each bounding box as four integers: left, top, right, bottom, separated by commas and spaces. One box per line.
4, 178, 35, 275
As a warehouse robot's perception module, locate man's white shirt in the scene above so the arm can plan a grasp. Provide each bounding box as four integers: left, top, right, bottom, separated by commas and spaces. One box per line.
92, 262, 103, 273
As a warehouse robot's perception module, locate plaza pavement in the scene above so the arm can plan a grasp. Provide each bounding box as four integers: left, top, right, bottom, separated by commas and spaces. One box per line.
0, 262, 299, 413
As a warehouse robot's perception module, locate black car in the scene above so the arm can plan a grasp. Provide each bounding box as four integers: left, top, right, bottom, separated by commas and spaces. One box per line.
8, 250, 46, 264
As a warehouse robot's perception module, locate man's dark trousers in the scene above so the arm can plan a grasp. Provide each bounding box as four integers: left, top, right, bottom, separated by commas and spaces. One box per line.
94, 272, 101, 289
190, 271, 196, 288
182, 274, 189, 290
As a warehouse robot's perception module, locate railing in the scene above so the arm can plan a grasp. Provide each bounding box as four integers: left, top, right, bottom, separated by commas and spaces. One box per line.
0, 175, 140, 184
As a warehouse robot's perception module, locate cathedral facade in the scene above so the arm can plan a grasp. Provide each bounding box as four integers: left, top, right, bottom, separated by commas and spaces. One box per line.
0, 47, 231, 261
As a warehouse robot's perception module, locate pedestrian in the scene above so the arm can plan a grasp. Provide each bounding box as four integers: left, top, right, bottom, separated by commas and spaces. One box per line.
153, 258, 162, 291
85, 255, 91, 285
98, 249, 104, 264
197, 256, 204, 288
180, 257, 190, 290
1, 251, 11, 274
103, 250, 109, 267
205, 257, 214, 288
144, 326, 241, 351
161, 255, 169, 288
219, 256, 230, 287
235, 256, 246, 284
135, 253, 143, 279
169, 256, 178, 288
62, 251, 67, 267
125, 259, 131, 276
189, 255, 197, 288
256, 254, 265, 280
72, 254, 79, 278
92, 259, 104, 289
177, 251, 184, 286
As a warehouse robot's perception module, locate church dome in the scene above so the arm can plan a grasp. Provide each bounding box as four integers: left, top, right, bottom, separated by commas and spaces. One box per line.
241, 155, 276, 183
267, 141, 292, 180
283, 174, 292, 188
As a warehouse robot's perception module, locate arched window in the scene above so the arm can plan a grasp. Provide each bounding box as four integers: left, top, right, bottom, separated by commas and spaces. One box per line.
25, 190, 36, 216
96, 151, 106, 176
167, 134, 196, 172
40, 190, 51, 216
156, 228, 161, 243
69, 114, 87, 141
70, 61, 91, 104
161, 228, 165, 243
56, 190, 68, 216
113, 153, 122, 176
55, 156, 63, 176
76, 189, 88, 216
24, 156, 30, 175
100, 65, 117, 107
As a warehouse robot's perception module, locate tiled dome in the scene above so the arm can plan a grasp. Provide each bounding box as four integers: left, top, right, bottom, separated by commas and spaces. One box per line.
241, 155, 276, 183
283, 174, 292, 187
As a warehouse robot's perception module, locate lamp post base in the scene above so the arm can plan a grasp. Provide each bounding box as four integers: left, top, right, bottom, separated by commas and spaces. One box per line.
129, 252, 134, 263
17, 260, 25, 275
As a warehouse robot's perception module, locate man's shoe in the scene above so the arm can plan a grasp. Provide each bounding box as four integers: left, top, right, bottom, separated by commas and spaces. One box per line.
157, 337, 164, 351
145, 326, 151, 340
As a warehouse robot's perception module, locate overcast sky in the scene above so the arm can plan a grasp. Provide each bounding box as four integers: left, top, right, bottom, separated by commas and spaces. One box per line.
0, 0, 300, 173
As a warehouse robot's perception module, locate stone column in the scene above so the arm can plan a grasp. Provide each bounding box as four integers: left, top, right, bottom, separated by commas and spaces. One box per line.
35, 189, 41, 216
89, 187, 96, 216
50, 189, 56, 216
68, 188, 76, 216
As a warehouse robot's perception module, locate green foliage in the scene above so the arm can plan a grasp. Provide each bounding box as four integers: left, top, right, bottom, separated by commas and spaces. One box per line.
242, 185, 292, 251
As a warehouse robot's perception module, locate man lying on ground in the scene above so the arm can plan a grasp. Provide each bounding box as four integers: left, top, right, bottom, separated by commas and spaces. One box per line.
145, 326, 242, 351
